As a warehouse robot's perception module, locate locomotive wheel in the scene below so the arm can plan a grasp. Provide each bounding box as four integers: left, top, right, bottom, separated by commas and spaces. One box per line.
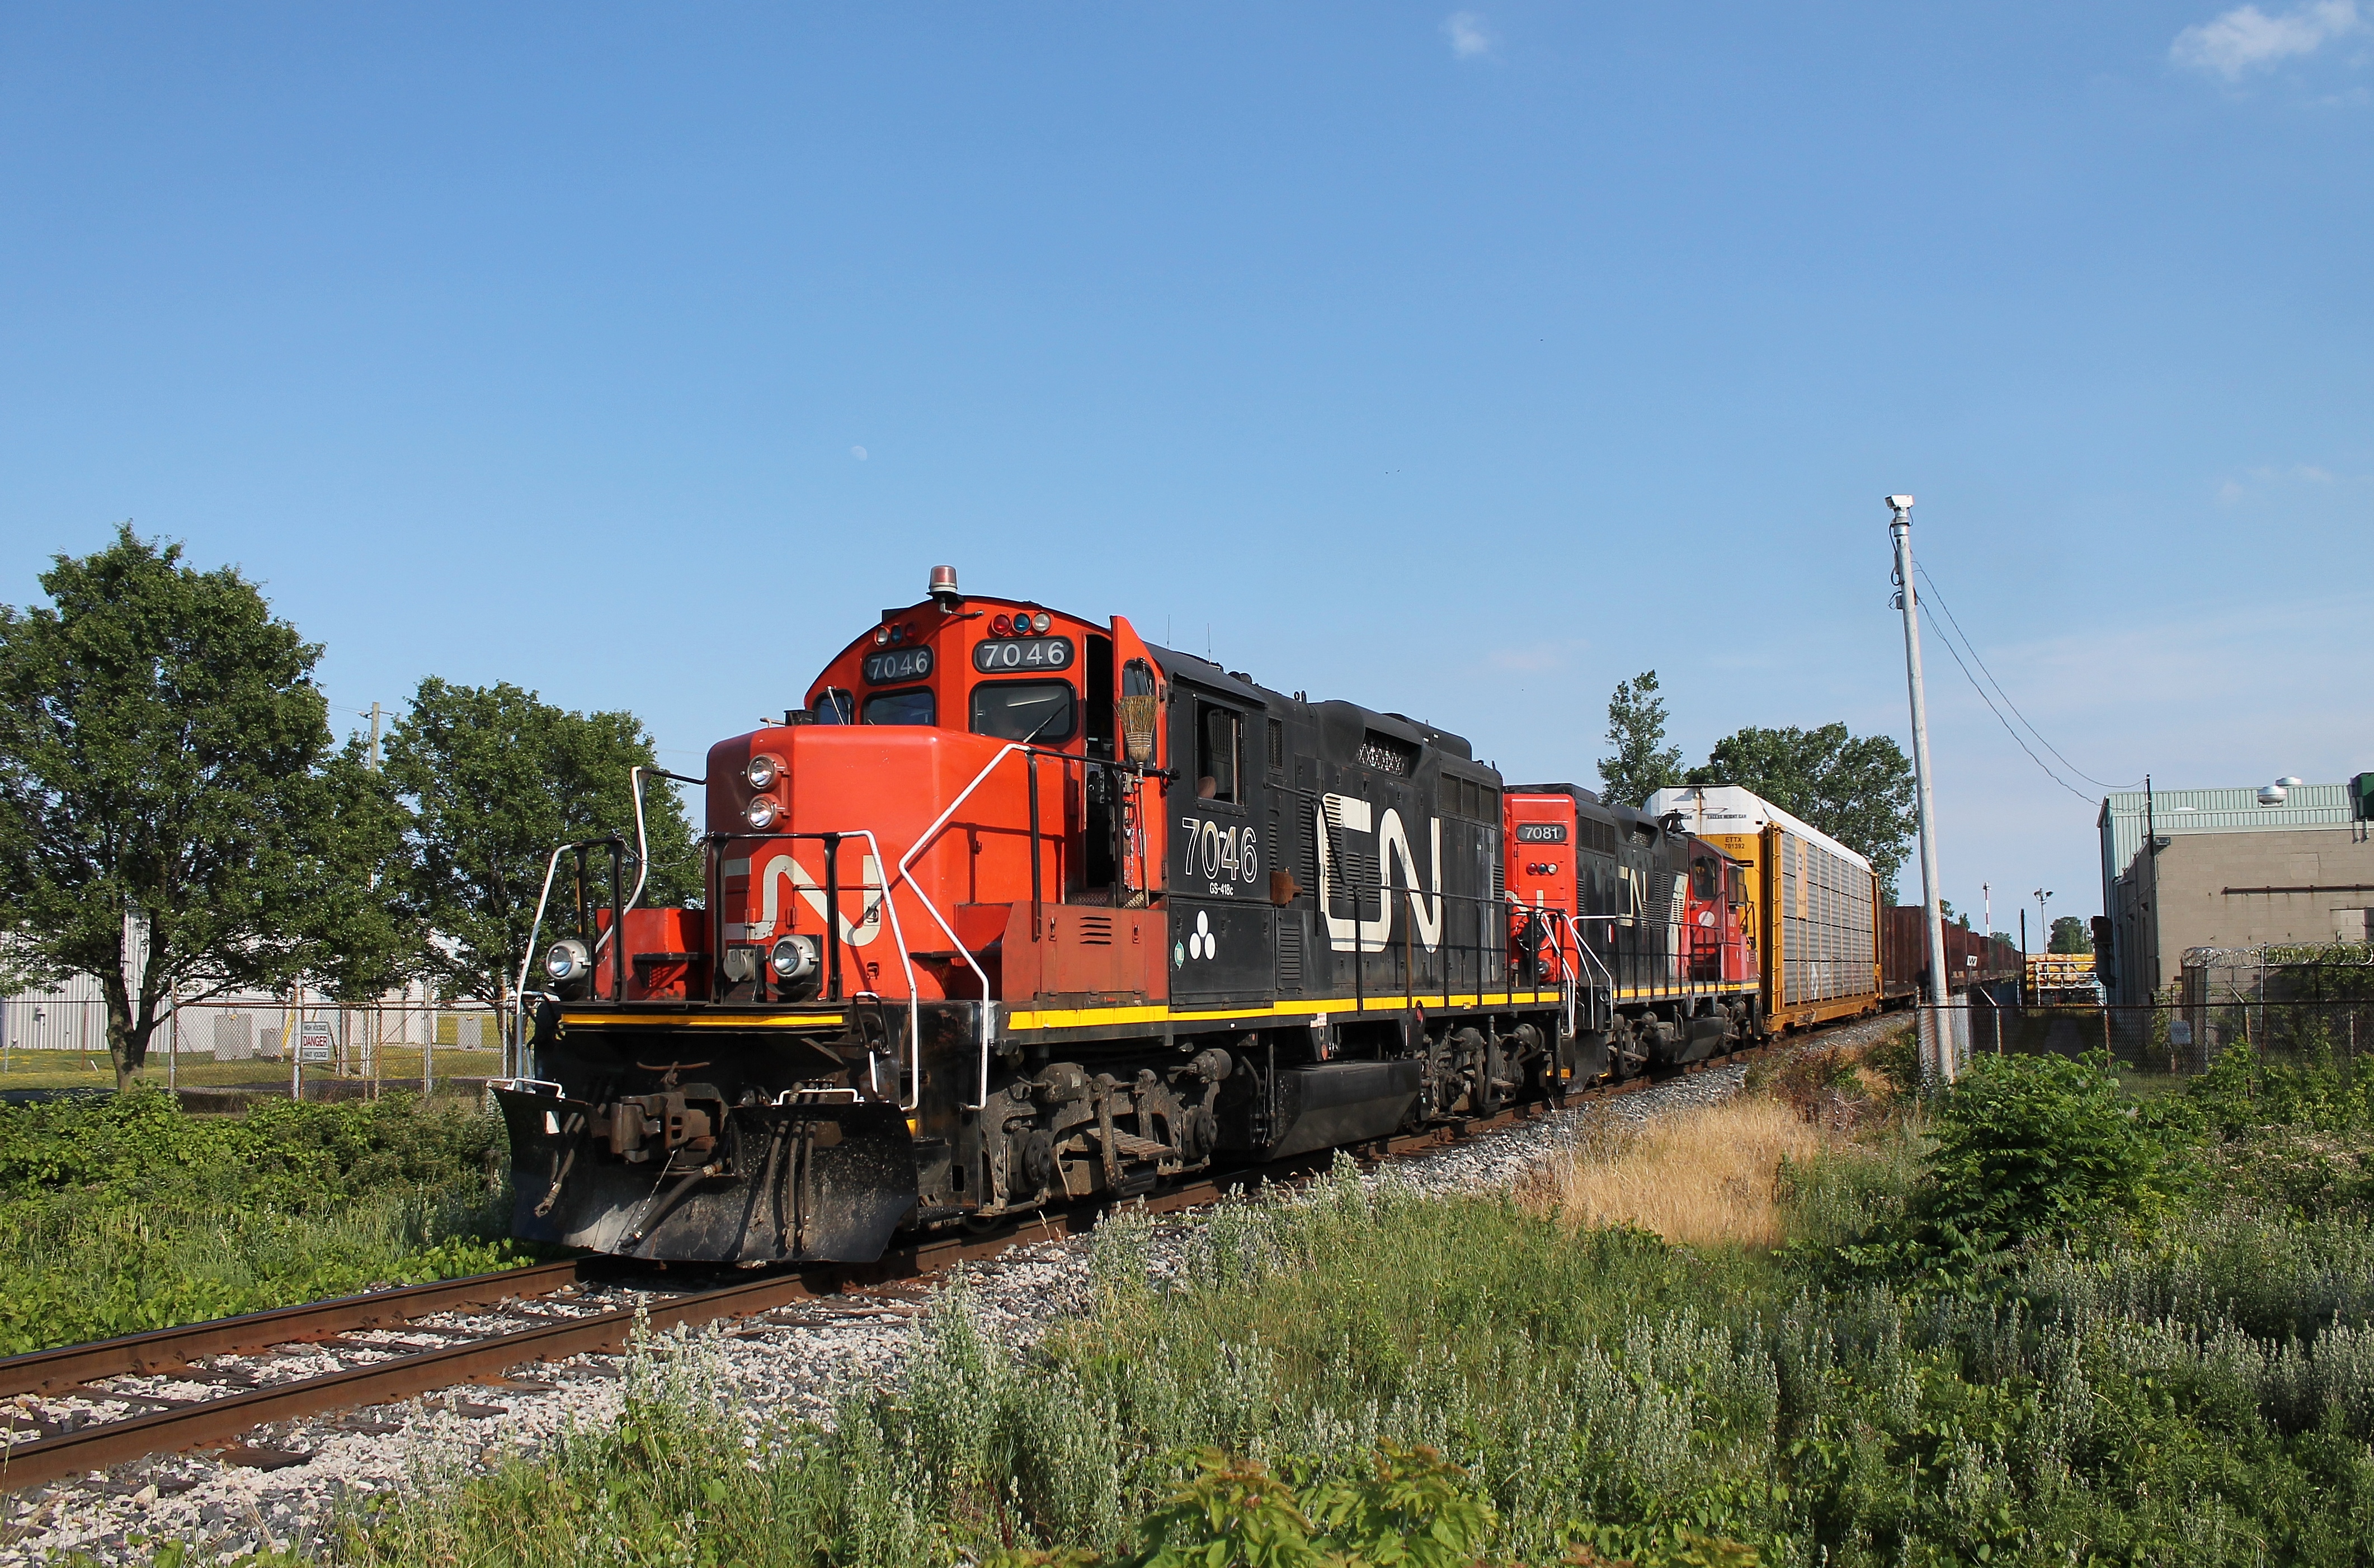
1453, 1027, 1505, 1117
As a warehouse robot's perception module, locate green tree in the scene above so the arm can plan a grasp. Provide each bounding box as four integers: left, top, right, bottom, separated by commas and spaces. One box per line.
1596, 670, 1683, 807
299, 735, 422, 1004
384, 678, 698, 1010
2048, 914, 2092, 954
0, 528, 381, 1088
1685, 722, 1916, 893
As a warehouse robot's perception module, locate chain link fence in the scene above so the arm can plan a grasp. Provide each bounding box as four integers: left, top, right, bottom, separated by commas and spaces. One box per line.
1958, 946, 2374, 1079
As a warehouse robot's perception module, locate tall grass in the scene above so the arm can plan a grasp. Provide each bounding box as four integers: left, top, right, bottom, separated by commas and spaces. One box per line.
0, 1184, 518, 1352
1518, 1097, 1836, 1249
265, 1046, 2374, 1567
308, 1159, 2374, 1566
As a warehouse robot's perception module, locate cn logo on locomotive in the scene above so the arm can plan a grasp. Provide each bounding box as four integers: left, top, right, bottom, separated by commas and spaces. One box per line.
1314, 794, 1443, 954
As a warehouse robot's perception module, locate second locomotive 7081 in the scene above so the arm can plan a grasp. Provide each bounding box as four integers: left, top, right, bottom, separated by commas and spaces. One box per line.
497, 568, 1762, 1264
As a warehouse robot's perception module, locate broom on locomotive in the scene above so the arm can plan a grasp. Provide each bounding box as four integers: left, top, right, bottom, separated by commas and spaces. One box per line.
494, 567, 1777, 1265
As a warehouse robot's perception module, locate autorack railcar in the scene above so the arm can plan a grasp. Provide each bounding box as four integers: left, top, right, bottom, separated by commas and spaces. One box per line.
1646, 783, 1884, 1031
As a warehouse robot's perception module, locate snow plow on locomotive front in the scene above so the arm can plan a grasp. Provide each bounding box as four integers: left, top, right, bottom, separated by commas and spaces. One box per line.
494, 567, 1584, 1267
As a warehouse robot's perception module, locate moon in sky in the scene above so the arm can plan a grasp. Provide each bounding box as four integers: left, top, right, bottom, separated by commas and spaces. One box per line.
851, 445, 868, 461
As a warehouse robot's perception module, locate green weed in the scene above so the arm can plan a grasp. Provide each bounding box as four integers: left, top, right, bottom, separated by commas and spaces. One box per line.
0, 1089, 529, 1352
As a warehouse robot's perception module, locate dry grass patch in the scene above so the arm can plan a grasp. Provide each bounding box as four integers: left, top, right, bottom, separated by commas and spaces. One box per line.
1522, 1093, 1843, 1250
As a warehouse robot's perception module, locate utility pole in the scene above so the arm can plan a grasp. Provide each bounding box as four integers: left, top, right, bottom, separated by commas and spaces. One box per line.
2036, 887, 2052, 948
368, 701, 383, 771
1888, 494, 1956, 1084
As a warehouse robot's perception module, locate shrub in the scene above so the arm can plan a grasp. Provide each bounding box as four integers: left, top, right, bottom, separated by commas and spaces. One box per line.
1918, 1049, 2175, 1248
0, 1090, 523, 1352
1824, 1049, 2179, 1283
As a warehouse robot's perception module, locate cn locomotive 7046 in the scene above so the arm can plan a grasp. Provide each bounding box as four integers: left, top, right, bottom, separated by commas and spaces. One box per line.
496, 568, 1763, 1265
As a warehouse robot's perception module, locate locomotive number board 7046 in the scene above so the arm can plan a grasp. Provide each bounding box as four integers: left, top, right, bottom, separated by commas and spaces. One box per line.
862, 647, 934, 684
972, 636, 1073, 673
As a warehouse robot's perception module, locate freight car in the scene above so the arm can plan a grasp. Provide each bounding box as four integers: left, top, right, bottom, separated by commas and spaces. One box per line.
1644, 784, 1884, 1031
1878, 908, 2020, 1003
497, 568, 1581, 1266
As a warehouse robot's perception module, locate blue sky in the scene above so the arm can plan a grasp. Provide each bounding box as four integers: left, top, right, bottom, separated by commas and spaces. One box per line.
4, 2, 2370, 929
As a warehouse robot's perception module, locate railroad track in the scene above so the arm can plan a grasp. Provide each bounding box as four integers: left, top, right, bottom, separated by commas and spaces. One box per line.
0, 1037, 1778, 1495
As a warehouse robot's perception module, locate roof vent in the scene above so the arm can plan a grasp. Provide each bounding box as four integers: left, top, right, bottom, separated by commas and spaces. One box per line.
2258, 782, 2288, 806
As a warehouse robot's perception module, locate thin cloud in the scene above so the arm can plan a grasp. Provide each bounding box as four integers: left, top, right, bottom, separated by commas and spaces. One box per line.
1443, 11, 1494, 59
2172, 0, 2361, 78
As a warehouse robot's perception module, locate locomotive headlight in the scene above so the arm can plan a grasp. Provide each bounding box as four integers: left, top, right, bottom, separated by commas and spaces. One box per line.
746, 796, 780, 830
745, 753, 782, 791
769, 934, 819, 981
543, 939, 592, 983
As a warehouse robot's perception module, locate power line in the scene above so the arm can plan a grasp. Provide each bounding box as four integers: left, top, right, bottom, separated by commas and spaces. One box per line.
1915, 562, 2144, 792
1914, 592, 2101, 806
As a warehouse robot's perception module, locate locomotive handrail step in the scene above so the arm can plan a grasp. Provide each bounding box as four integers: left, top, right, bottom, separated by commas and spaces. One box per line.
1092, 1130, 1176, 1160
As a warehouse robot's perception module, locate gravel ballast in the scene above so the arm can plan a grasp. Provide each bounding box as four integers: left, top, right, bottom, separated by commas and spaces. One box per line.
2, 1018, 1905, 1565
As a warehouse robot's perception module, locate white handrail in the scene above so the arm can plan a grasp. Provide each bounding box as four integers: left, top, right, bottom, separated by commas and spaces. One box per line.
889, 742, 1044, 1109
1501, 892, 1613, 1040
1563, 914, 1617, 1037
512, 844, 573, 1078
804, 828, 922, 1110
713, 826, 924, 1108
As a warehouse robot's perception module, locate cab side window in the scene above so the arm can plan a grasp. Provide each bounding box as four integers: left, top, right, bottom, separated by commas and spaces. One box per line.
1197, 705, 1242, 804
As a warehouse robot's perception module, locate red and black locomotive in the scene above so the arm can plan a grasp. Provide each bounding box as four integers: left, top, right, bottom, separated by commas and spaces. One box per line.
497, 568, 1763, 1264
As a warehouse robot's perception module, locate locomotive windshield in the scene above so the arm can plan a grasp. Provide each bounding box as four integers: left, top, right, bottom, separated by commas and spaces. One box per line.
863, 688, 935, 725
971, 680, 1075, 743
